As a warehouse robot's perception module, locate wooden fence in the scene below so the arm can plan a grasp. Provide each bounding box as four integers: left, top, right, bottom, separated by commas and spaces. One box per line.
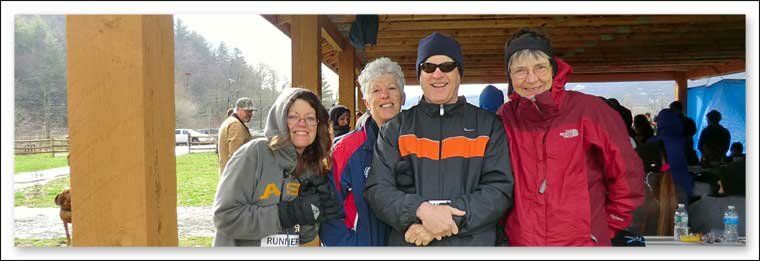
187, 135, 218, 154
14, 138, 69, 155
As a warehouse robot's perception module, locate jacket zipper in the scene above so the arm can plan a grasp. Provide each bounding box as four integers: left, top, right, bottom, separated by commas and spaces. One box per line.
438, 104, 444, 199
279, 169, 294, 241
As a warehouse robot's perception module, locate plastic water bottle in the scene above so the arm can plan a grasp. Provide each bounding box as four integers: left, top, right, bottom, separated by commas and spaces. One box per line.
723, 205, 739, 243
674, 203, 689, 241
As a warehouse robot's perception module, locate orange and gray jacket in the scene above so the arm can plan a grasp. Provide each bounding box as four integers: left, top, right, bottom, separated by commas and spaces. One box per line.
364, 97, 514, 246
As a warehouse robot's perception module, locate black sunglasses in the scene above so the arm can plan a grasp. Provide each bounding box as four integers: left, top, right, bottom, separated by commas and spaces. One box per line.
419, 62, 458, 74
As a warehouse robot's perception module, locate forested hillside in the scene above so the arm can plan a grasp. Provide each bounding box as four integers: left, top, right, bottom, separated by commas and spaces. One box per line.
15, 15, 336, 138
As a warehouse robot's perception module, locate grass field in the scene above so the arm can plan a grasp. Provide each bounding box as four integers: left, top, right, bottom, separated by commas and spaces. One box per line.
176, 152, 218, 207
14, 153, 69, 174
15, 176, 70, 208
14, 152, 219, 208
14, 236, 213, 247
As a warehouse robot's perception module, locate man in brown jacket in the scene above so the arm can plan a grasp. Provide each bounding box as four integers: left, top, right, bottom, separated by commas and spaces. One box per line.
218, 97, 256, 173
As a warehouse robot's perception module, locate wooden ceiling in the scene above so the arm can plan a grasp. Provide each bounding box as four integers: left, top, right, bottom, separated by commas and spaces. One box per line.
265, 15, 745, 85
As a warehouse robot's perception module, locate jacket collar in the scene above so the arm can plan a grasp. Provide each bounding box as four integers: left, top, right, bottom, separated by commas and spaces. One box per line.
417, 96, 468, 118
361, 116, 379, 151
273, 142, 298, 173
508, 57, 572, 109
508, 57, 572, 121
232, 113, 250, 132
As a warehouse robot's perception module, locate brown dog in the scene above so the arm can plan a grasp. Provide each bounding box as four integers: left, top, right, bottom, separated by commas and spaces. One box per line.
54, 187, 72, 246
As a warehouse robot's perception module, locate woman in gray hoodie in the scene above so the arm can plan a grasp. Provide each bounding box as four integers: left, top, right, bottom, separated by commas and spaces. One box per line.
213, 88, 343, 247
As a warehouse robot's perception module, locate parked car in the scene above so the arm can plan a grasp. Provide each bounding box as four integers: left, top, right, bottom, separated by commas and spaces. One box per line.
175, 128, 213, 145
198, 128, 219, 136
249, 128, 265, 138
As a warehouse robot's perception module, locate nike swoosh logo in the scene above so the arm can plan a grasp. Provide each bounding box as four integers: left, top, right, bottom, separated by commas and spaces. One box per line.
464, 128, 475, 132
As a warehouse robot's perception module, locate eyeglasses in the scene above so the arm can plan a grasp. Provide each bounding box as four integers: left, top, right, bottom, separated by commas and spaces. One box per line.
419, 62, 458, 74
287, 115, 319, 126
509, 64, 550, 80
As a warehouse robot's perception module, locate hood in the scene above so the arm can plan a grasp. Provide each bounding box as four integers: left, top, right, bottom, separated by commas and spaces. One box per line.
329, 105, 350, 126
652, 108, 692, 196
508, 57, 573, 105
264, 88, 310, 141
479, 84, 504, 113
655, 109, 683, 138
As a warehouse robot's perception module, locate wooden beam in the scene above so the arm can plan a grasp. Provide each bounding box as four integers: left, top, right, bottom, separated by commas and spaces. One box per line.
66, 15, 177, 246
372, 31, 744, 47
338, 46, 357, 128
376, 24, 746, 40
319, 15, 347, 52
291, 15, 322, 97
376, 15, 743, 31
674, 72, 688, 109
261, 15, 291, 37
686, 59, 745, 80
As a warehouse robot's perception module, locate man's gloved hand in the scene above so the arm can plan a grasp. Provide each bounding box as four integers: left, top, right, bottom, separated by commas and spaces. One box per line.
299, 174, 345, 222
395, 158, 415, 194
278, 193, 320, 229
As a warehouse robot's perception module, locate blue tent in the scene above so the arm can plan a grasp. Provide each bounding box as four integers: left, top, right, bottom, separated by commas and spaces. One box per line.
687, 79, 746, 157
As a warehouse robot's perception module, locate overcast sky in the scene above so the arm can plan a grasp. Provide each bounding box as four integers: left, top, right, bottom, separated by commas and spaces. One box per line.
175, 14, 340, 94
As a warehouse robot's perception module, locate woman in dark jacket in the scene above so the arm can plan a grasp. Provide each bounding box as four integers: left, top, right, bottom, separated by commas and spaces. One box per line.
329, 105, 351, 138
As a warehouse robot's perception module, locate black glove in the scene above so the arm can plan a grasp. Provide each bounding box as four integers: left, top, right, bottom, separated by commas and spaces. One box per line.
611, 230, 646, 247
278, 193, 320, 229
299, 174, 345, 222
394, 158, 415, 194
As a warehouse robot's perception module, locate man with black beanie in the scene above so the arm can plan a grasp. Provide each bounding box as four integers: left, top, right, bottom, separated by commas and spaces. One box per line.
364, 32, 514, 246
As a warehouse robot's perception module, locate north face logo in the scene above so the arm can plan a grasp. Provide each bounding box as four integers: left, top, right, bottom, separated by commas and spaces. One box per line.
560, 129, 579, 138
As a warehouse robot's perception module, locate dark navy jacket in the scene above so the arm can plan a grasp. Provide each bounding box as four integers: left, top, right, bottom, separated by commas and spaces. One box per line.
319, 117, 389, 246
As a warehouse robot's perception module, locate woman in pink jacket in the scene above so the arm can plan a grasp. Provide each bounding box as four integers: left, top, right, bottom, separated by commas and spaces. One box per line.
496, 29, 645, 246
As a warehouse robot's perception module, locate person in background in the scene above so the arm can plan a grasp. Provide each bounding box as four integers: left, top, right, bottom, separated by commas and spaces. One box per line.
698, 110, 731, 166
478, 84, 505, 114
669, 101, 699, 165
602, 97, 636, 148
320, 57, 405, 246
727, 142, 745, 162
652, 108, 693, 205
496, 28, 644, 246
634, 114, 655, 146
218, 97, 256, 173
688, 160, 746, 236
364, 32, 514, 246
329, 105, 352, 138
213, 88, 344, 247
629, 140, 678, 236
606, 98, 635, 140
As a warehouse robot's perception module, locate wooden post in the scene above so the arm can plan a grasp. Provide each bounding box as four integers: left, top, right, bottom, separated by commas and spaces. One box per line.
674, 72, 688, 110
66, 15, 178, 246
357, 87, 367, 114
290, 15, 322, 97
338, 46, 357, 128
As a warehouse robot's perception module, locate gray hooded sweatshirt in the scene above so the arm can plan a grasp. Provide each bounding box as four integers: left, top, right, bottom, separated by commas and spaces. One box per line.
213, 88, 318, 246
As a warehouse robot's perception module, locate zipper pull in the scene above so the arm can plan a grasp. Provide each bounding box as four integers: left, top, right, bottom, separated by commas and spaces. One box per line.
439, 104, 444, 116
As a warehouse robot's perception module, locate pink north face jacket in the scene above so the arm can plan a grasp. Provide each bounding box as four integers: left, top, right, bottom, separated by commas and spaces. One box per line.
497, 58, 645, 246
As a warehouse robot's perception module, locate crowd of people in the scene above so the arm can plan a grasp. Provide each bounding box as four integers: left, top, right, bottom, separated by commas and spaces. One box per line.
209, 28, 745, 247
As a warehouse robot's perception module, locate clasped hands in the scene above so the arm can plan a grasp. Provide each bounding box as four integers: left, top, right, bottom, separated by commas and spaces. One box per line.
405, 202, 465, 246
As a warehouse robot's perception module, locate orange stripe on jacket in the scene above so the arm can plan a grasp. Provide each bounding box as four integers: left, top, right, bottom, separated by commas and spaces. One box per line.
399, 134, 440, 160
441, 136, 489, 159
399, 135, 489, 160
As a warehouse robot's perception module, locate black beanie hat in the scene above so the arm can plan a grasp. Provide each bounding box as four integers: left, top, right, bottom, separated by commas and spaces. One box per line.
504, 29, 558, 86
416, 32, 465, 79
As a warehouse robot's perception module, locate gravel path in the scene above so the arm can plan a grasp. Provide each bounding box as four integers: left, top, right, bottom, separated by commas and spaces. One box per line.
14, 206, 215, 239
